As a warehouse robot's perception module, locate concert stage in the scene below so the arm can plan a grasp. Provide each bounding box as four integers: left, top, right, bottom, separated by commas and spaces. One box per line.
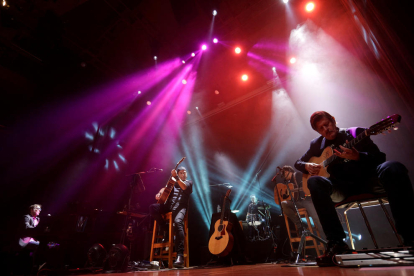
77, 263, 414, 276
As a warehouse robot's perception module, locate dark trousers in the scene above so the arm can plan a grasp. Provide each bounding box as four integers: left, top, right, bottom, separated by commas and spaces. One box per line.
149, 203, 187, 256
308, 161, 414, 243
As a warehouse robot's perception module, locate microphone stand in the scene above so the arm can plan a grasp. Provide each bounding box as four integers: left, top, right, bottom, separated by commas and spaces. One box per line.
282, 177, 327, 266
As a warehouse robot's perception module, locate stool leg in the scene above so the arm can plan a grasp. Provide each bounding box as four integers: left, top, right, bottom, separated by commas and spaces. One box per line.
358, 202, 378, 249
343, 203, 356, 250
168, 215, 173, 269
378, 199, 404, 246
304, 213, 321, 256
150, 220, 157, 262
284, 215, 295, 253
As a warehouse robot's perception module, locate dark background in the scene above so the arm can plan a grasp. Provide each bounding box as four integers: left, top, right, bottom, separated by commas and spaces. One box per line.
1, 0, 414, 267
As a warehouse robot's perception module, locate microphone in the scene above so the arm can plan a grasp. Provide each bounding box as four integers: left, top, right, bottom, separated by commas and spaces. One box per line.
271, 172, 280, 182
277, 166, 283, 170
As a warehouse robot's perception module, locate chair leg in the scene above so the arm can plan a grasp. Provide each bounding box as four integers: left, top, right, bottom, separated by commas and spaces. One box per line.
284, 215, 295, 253
357, 202, 378, 249
343, 203, 356, 250
378, 199, 404, 246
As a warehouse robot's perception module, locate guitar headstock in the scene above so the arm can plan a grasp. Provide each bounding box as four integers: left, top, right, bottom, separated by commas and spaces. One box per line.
177, 157, 186, 165
368, 114, 401, 136
224, 189, 232, 199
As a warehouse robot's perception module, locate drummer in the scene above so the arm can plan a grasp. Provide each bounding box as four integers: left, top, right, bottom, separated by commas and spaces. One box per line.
246, 195, 260, 240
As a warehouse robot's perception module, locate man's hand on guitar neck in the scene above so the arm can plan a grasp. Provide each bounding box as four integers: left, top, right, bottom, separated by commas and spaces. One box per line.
334, 140, 360, 161
305, 162, 322, 176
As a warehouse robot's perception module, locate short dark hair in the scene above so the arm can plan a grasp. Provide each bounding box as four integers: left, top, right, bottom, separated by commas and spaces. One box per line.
177, 166, 186, 173
310, 111, 335, 130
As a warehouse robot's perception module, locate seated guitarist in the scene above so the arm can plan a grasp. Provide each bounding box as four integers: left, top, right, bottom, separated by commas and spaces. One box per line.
278, 166, 325, 239
294, 111, 414, 266
149, 166, 193, 268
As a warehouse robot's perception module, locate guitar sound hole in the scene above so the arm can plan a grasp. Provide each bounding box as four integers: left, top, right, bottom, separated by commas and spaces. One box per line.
217, 225, 223, 232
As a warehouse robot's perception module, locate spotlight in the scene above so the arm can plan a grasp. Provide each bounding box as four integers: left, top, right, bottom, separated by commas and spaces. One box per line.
107, 244, 129, 272
153, 56, 157, 60
182, 79, 187, 84
212, 10, 217, 16
241, 74, 248, 81
87, 243, 107, 267
213, 38, 218, 43
215, 90, 219, 95
289, 57, 297, 64
147, 101, 151, 105
235, 47, 241, 54
283, 0, 289, 3
187, 110, 191, 115
196, 107, 199, 110
182, 60, 186, 64
137, 91, 141, 94
272, 67, 276, 72
305, 2, 315, 12
201, 44, 207, 50
191, 53, 195, 57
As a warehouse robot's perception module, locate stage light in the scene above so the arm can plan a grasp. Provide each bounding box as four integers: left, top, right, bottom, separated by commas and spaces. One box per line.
191, 53, 195, 57
213, 10, 217, 16
196, 107, 199, 109
107, 244, 129, 272
182, 60, 186, 64
215, 90, 219, 95
87, 243, 107, 267
182, 79, 187, 84
305, 2, 315, 12
153, 56, 157, 60
283, 0, 289, 3
272, 67, 276, 72
187, 110, 192, 115
235, 47, 241, 54
241, 74, 248, 81
289, 57, 297, 64
202, 44, 207, 50
213, 38, 218, 43
137, 91, 141, 94
147, 101, 151, 105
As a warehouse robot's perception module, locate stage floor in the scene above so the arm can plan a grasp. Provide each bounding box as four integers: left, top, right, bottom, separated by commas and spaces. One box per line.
79, 263, 414, 276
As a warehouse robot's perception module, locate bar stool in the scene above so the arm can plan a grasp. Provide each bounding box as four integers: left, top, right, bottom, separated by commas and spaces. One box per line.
149, 212, 189, 268
284, 208, 325, 256
335, 193, 403, 250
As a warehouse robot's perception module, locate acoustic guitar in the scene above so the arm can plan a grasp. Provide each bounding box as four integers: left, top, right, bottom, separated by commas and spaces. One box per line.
302, 114, 401, 192
208, 189, 234, 257
274, 183, 301, 205
157, 157, 186, 204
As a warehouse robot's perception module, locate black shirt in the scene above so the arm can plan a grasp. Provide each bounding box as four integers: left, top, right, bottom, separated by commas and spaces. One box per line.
166, 179, 193, 211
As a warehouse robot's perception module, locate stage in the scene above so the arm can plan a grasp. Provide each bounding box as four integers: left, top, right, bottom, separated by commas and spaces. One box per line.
77, 263, 414, 276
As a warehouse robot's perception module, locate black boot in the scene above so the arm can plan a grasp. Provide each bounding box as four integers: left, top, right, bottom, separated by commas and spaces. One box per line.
173, 255, 184, 268
316, 240, 353, 267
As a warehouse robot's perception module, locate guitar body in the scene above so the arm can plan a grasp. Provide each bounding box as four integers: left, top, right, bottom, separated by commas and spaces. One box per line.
157, 177, 176, 204
208, 220, 234, 257
302, 145, 334, 195
274, 183, 296, 205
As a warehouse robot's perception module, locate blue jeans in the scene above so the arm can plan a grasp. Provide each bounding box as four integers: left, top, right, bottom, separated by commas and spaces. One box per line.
307, 161, 414, 243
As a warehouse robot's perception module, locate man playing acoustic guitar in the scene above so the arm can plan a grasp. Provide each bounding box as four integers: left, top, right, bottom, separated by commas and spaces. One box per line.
294, 111, 414, 266
149, 166, 193, 268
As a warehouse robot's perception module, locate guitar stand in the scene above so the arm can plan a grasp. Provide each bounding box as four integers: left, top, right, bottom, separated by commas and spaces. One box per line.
282, 180, 327, 266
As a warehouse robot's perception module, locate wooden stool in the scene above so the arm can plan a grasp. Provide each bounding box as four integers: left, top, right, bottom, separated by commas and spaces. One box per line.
335, 193, 403, 250
284, 208, 325, 256
149, 212, 189, 268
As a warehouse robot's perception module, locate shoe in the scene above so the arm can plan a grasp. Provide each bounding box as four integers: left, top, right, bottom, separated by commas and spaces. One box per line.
173, 255, 185, 268
316, 240, 352, 267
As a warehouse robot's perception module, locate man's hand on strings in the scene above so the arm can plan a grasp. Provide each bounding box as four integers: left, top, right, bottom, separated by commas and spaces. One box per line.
334, 140, 360, 161
305, 163, 321, 176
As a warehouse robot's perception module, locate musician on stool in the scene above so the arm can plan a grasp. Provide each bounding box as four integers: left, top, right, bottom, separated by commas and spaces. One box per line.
149, 167, 193, 268
18, 204, 42, 252
246, 195, 260, 241
295, 111, 414, 266
278, 166, 325, 239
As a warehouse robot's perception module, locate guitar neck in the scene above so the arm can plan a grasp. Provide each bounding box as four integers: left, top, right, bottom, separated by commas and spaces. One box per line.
219, 196, 227, 224
323, 129, 369, 167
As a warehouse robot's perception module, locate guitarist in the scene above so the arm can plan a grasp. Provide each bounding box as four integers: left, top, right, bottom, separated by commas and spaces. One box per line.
278, 166, 324, 239
294, 111, 414, 266
149, 166, 193, 268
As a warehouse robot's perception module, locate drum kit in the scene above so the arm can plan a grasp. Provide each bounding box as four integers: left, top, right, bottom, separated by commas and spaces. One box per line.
245, 201, 272, 241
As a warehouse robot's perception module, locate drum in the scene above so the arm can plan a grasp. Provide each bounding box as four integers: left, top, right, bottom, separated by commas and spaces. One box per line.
247, 214, 263, 226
